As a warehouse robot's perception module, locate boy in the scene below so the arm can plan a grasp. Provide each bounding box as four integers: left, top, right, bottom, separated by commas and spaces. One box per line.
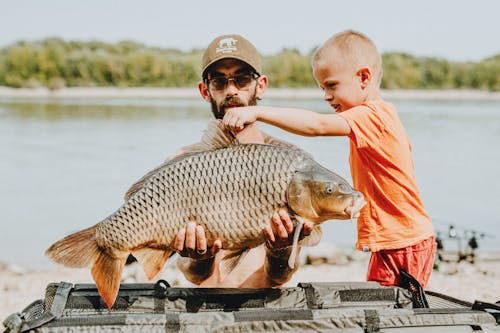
222, 30, 436, 288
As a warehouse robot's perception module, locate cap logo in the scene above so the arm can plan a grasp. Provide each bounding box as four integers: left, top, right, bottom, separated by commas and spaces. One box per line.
216, 38, 238, 54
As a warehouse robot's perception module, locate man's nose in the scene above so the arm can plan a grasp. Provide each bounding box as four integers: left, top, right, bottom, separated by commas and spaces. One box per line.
225, 80, 239, 95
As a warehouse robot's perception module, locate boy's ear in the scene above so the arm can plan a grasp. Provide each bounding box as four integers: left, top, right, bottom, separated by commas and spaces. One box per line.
357, 67, 371, 89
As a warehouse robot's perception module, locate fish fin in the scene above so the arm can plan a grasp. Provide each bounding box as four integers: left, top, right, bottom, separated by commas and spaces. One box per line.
124, 162, 171, 200
299, 225, 323, 247
264, 133, 314, 158
132, 248, 172, 280
197, 120, 239, 151
91, 249, 127, 308
124, 121, 236, 200
288, 220, 304, 269
219, 248, 250, 279
45, 226, 100, 267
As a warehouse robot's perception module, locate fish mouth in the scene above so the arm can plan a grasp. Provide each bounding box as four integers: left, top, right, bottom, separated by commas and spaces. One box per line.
344, 197, 366, 219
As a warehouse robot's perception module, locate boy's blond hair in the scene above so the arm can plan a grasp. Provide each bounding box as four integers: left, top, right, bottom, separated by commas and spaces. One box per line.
312, 30, 383, 85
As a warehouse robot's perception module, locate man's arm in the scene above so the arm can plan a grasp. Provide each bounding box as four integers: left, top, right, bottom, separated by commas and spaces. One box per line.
175, 210, 313, 286
263, 210, 313, 286
175, 222, 222, 285
223, 106, 351, 137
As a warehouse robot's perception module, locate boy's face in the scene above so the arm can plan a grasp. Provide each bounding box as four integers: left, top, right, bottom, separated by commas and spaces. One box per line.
313, 58, 366, 113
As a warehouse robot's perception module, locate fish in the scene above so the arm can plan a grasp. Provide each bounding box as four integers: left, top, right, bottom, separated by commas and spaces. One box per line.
45, 120, 365, 308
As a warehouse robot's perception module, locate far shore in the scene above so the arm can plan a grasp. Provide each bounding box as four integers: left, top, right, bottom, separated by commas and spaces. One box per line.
1, 86, 500, 101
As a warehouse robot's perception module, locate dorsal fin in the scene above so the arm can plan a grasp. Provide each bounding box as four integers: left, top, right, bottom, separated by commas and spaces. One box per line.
124, 162, 169, 200
124, 120, 238, 201
194, 119, 240, 152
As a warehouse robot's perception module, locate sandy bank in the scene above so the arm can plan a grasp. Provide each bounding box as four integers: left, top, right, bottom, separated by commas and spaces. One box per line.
1, 86, 499, 101
2, 252, 499, 323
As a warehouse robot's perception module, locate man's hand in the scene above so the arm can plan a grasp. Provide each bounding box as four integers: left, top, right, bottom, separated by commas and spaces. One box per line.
174, 222, 222, 260
222, 106, 259, 132
264, 209, 314, 251
263, 209, 314, 285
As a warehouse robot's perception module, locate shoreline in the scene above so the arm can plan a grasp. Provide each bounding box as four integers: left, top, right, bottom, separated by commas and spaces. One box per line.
1, 86, 500, 101
2, 253, 499, 322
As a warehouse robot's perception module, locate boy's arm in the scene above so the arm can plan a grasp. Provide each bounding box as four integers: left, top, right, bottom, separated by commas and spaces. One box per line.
223, 106, 351, 137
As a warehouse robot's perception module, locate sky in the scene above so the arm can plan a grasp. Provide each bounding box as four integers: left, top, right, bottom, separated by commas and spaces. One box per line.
1, 0, 499, 62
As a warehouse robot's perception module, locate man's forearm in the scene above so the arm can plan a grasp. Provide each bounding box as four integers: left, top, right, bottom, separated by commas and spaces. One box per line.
177, 256, 216, 285
264, 246, 300, 286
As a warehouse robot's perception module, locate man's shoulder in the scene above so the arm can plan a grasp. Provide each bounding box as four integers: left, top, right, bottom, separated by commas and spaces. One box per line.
167, 143, 201, 161
262, 132, 299, 149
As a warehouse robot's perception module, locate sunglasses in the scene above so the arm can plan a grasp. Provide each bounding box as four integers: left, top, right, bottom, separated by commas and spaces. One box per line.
206, 73, 260, 91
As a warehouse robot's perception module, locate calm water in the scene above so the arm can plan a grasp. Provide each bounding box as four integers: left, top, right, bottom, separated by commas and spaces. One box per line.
1, 96, 499, 268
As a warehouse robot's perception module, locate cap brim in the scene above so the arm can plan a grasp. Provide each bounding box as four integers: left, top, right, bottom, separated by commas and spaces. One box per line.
202, 56, 260, 77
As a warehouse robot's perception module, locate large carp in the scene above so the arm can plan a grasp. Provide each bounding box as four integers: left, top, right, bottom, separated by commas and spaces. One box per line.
46, 120, 365, 308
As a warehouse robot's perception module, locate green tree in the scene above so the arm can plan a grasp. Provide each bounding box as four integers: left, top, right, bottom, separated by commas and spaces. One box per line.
264, 48, 315, 87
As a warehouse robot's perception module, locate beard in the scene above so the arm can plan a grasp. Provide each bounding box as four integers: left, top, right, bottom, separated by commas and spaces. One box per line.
210, 87, 259, 119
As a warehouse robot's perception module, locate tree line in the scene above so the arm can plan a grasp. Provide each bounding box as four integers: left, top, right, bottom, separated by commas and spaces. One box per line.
0, 38, 498, 91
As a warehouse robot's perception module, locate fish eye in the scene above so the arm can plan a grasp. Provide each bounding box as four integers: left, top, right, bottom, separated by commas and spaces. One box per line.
325, 184, 334, 194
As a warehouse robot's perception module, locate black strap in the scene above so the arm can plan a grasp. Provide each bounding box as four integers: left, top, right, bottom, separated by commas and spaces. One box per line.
398, 269, 429, 308
153, 280, 170, 313
472, 301, 500, 324
298, 283, 318, 309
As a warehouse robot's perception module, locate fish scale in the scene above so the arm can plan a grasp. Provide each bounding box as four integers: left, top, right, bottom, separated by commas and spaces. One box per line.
46, 120, 366, 308
96, 144, 303, 251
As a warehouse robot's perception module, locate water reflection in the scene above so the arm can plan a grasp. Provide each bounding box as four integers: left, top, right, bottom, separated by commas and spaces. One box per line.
1, 97, 499, 267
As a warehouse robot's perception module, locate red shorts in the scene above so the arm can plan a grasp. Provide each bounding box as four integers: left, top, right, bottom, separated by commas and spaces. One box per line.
366, 236, 436, 288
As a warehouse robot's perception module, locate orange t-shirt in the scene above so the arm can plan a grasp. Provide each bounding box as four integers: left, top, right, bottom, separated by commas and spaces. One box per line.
338, 100, 434, 252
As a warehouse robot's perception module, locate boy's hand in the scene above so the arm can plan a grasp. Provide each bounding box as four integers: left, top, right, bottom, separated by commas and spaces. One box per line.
223, 107, 259, 132
174, 222, 222, 260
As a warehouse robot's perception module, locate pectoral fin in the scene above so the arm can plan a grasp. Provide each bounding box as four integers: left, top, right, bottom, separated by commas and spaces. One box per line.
219, 248, 250, 279
288, 220, 304, 269
298, 225, 323, 247
132, 248, 172, 280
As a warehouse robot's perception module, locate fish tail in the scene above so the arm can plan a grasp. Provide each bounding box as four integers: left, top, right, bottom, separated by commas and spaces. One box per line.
45, 226, 100, 267
46, 225, 128, 308
91, 249, 128, 308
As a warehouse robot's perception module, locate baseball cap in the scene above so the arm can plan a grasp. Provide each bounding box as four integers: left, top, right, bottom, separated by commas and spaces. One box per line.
201, 34, 262, 78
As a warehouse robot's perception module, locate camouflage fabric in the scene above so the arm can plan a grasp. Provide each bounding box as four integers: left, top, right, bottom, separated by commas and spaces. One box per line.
4, 281, 499, 332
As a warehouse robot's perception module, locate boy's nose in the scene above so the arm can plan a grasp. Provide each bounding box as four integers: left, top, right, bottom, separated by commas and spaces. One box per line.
323, 90, 333, 101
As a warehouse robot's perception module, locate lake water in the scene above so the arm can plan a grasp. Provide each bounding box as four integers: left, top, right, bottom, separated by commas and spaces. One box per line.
1, 96, 499, 268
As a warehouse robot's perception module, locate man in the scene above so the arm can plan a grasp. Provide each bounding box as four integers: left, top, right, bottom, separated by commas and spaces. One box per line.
173, 34, 313, 287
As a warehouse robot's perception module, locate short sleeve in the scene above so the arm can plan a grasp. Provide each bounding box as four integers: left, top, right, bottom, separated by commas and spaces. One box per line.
338, 104, 385, 149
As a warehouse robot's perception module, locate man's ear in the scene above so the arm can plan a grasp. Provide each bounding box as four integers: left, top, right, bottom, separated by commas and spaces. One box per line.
255, 75, 268, 100
198, 81, 211, 102
357, 68, 371, 89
